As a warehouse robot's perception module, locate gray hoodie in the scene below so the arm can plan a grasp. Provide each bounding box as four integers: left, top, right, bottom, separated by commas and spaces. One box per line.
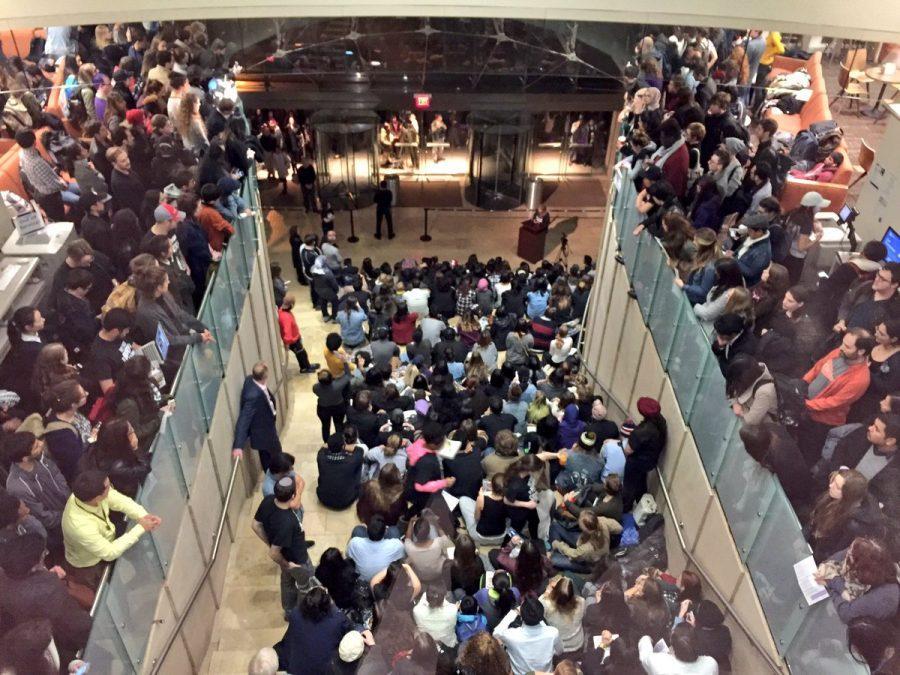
5, 454, 70, 531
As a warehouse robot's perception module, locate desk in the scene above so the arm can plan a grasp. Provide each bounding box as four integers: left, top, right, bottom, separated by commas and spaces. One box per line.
1, 221, 74, 256
861, 66, 900, 118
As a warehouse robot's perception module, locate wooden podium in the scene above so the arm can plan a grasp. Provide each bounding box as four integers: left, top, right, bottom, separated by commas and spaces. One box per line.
517, 220, 548, 263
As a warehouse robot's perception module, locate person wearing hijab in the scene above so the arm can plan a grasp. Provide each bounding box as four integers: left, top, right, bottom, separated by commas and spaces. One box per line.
557, 403, 586, 450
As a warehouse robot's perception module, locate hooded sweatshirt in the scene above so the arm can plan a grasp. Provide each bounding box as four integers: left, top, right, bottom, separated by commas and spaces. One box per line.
557, 404, 586, 450
456, 612, 488, 644
5, 454, 70, 531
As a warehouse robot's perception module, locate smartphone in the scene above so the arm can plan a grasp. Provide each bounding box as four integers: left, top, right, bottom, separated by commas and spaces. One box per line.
73, 664, 91, 675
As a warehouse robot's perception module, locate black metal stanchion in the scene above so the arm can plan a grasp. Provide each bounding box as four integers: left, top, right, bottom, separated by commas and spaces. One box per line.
347, 208, 359, 243
420, 208, 432, 242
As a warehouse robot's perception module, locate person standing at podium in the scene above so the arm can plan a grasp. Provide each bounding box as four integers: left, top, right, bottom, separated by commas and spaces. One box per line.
532, 205, 550, 230
374, 181, 395, 240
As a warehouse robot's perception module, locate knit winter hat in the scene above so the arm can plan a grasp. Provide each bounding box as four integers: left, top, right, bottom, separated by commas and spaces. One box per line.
620, 418, 636, 437
338, 631, 365, 662
636, 397, 661, 417
477, 278, 489, 291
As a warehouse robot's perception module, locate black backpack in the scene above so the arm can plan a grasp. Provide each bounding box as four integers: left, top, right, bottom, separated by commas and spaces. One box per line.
770, 374, 809, 429
66, 87, 89, 126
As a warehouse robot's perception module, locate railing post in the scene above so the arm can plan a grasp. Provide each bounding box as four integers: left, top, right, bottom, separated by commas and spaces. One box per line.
420, 208, 432, 242
347, 209, 359, 243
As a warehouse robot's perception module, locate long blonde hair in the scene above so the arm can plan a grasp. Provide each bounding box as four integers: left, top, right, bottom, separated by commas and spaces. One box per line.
687, 227, 722, 274
725, 287, 754, 323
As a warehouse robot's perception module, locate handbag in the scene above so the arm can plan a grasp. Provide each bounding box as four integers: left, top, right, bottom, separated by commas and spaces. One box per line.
632, 493, 658, 527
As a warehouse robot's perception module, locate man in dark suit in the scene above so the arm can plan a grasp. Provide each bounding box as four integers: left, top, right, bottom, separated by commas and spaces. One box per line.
232, 362, 280, 472
373, 180, 395, 240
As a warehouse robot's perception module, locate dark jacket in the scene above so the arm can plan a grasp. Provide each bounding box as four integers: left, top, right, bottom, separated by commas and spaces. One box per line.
712, 328, 758, 374
683, 263, 717, 305
316, 444, 364, 509
805, 494, 886, 562
110, 168, 146, 214
133, 292, 206, 367
233, 376, 281, 453
346, 406, 384, 448
115, 394, 162, 454
700, 111, 745, 167
0, 569, 92, 651
176, 219, 212, 302
284, 604, 351, 675
42, 417, 84, 485
824, 548, 900, 623
77, 448, 151, 498
0, 339, 43, 411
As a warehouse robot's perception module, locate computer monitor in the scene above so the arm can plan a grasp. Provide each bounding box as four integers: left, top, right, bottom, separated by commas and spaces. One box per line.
838, 205, 858, 225
881, 227, 900, 263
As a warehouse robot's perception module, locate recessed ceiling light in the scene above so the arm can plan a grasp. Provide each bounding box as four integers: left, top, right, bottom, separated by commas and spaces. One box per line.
345, 50, 354, 56
403, 74, 409, 81
370, 60, 382, 67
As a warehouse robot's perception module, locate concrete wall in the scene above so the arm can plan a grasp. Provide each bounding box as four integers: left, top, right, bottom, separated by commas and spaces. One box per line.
580, 213, 785, 674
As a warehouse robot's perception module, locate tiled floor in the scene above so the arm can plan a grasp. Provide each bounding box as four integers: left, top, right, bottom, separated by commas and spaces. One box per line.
200, 177, 607, 674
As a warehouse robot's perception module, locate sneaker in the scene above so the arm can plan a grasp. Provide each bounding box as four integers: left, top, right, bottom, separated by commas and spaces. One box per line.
304, 363, 321, 372
388, 232, 396, 240
374, 233, 382, 240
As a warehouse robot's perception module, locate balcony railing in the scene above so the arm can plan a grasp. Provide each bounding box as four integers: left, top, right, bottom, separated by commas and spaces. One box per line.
607, 165, 865, 674
80, 170, 266, 673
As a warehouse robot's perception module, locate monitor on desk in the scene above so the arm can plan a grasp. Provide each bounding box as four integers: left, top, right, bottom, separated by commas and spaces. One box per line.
881, 227, 900, 263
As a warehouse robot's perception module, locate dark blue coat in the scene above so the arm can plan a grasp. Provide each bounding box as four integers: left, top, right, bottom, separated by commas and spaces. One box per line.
233, 376, 281, 453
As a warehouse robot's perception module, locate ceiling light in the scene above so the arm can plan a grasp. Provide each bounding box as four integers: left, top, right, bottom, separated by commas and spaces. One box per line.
403, 74, 409, 81
345, 50, 354, 56
370, 60, 382, 67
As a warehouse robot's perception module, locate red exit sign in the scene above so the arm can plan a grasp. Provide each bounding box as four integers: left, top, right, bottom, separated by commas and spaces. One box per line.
413, 93, 432, 109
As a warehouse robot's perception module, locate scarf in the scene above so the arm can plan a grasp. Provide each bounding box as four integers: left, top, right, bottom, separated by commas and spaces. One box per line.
816, 559, 870, 601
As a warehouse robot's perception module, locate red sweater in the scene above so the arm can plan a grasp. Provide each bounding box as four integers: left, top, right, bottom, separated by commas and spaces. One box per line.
803, 348, 871, 426
278, 308, 300, 346
391, 312, 419, 345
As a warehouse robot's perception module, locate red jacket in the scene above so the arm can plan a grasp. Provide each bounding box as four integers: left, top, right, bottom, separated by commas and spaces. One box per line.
278, 308, 300, 346
391, 312, 419, 345
803, 348, 871, 426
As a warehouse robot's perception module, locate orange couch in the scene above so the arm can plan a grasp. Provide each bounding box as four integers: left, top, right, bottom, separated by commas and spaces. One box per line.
762, 52, 852, 212
1, 28, 45, 59
0, 57, 67, 199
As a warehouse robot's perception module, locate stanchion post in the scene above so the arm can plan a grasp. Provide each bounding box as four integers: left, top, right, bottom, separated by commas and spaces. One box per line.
347, 208, 359, 243
420, 208, 432, 242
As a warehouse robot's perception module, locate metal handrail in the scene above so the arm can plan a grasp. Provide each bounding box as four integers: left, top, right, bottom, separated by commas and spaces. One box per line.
578, 357, 785, 673
147, 455, 242, 674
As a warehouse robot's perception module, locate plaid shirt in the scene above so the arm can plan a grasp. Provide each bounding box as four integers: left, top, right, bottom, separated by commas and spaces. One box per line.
456, 289, 476, 316
18, 148, 64, 197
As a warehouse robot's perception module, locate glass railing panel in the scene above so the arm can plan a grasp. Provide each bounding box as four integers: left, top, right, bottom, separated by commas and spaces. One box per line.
687, 357, 736, 480
631, 234, 665, 320
647, 262, 689, 369
745, 489, 811, 655
102, 534, 166, 668
139, 428, 188, 567
713, 432, 777, 560
664, 309, 711, 420
192, 339, 224, 423
620, 221, 641, 278
204, 262, 239, 365
228, 218, 252, 288
785, 596, 869, 674
223, 238, 249, 313
81, 602, 136, 675
168, 359, 210, 482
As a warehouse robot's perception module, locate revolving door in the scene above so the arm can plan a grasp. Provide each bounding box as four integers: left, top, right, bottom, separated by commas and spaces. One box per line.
310, 110, 379, 208
465, 112, 532, 210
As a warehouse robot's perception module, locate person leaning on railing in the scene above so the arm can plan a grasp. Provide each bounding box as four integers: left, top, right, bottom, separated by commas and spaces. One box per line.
61, 469, 161, 592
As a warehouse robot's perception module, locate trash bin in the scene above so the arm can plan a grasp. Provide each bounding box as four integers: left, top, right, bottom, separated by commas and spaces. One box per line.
525, 177, 543, 211
386, 175, 400, 206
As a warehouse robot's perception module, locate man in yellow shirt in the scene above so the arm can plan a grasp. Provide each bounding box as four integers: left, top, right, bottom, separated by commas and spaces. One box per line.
61, 470, 161, 590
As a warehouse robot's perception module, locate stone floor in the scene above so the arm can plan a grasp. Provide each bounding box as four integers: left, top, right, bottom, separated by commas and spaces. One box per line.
199, 179, 607, 674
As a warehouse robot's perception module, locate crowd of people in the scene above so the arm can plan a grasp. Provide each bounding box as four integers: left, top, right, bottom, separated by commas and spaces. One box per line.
616, 25, 900, 675
0, 21, 261, 674
245, 233, 754, 675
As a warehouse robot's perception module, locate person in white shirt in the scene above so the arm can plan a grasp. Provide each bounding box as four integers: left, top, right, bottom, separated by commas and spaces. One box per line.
639, 624, 719, 675
547, 324, 574, 365
403, 280, 431, 317
412, 583, 459, 648
493, 597, 562, 675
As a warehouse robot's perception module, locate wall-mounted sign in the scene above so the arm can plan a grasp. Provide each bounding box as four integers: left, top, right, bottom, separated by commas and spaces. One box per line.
413, 93, 432, 109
